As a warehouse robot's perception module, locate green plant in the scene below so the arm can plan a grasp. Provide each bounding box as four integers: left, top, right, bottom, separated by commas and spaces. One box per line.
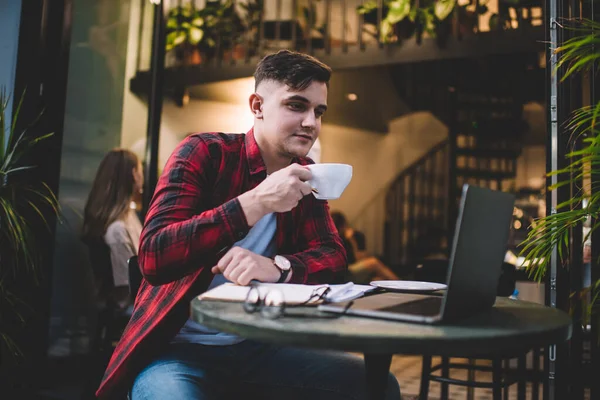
357, 0, 457, 42
0, 89, 60, 361
519, 19, 600, 315
165, 5, 205, 52
165, 1, 246, 60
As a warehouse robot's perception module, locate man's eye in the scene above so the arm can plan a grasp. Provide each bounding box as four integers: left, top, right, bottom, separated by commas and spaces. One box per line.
315, 110, 325, 118
289, 103, 304, 111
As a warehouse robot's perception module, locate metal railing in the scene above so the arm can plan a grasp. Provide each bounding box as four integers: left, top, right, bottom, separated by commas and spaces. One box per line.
134, 0, 544, 71
384, 139, 450, 268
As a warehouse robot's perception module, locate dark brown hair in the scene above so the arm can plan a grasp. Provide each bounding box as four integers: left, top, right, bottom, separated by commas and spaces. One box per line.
330, 211, 348, 232
82, 149, 140, 240
254, 50, 332, 91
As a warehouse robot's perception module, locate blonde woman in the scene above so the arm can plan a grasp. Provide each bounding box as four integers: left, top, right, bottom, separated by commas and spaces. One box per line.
82, 149, 144, 309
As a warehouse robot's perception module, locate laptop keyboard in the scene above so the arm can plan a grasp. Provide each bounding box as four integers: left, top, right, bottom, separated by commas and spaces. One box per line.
378, 296, 442, 316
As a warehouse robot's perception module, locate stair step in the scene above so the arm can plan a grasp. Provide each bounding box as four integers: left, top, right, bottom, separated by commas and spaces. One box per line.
456, 148, 521, 159
456, 168, 516, 180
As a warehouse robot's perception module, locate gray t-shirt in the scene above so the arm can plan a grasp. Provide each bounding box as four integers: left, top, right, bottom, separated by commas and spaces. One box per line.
171, 212, 277, 346
104, 209, 142, 287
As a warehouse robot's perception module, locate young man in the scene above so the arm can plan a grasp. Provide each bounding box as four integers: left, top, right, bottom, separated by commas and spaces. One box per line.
96, 50, 401, 400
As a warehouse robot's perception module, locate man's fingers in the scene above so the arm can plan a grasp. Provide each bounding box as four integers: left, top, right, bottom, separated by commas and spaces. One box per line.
299, 181, 313, 196
217, 249, 235, 270
226, 261, 247, 284
216, 247, 242, 275
223, 251, 245, 277
237, 269, 254, 286
288, 164, 312, 181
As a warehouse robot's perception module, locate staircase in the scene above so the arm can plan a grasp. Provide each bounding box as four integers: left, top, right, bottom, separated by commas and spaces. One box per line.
383, 57, 531, 269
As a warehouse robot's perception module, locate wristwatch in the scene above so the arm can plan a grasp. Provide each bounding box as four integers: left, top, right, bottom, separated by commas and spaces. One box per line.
273, 255, 292, 283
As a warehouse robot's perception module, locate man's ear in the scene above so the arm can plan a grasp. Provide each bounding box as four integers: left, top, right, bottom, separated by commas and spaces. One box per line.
249, 93, 263, 119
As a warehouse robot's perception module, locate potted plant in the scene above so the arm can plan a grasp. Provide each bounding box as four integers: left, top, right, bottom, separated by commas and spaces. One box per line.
357, 0, 456, 44
165, 0, 247, 65
0, 89, 60, 366
165, 4, 206, 64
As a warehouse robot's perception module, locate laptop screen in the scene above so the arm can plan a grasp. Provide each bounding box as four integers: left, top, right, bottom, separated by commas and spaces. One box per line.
440, 185, 516, 321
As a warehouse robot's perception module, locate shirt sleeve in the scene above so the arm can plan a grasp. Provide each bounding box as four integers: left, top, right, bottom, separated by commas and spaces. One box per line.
283, 198, 348, 284
139, 135, 250, 285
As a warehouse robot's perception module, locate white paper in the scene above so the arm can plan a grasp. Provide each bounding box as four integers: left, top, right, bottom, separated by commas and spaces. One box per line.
198, 282, 376, 305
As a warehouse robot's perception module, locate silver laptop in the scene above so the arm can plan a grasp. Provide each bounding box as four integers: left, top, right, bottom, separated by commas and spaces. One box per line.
319, 184, 515, 324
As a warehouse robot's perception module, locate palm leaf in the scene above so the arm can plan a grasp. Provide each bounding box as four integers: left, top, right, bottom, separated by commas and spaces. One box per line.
554, 19, 600, 80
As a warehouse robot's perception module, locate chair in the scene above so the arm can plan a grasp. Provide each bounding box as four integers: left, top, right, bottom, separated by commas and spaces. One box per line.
82, 238, 132, 399
84, 237, 119, 353
419, 262, 525, 400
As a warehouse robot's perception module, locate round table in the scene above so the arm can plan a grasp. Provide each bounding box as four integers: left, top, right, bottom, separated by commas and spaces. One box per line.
191, 296, 572, 399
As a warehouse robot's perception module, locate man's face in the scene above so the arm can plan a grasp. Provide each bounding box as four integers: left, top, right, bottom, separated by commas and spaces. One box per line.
254, 79, 328, 159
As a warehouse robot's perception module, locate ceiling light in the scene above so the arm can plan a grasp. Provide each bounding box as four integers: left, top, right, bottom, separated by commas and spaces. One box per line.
346, 93, 358, 101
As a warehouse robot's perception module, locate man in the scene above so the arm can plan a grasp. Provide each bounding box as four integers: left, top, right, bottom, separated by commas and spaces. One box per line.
96, 50, 401, 400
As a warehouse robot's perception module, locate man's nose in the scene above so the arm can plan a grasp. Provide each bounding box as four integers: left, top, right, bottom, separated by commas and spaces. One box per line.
301, 111, 317, 128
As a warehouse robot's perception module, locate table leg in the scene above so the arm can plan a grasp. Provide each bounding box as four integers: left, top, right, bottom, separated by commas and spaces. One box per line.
364, 353, 392, 400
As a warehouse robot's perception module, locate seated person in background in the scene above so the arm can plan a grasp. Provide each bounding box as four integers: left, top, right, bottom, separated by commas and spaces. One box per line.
346, 225, 368, 261
82, 149, 144, 310
331, 211, 400, 283
412, 226, 449, 284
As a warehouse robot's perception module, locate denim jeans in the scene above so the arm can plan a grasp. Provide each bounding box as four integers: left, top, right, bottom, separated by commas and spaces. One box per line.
131, 341, 401, 400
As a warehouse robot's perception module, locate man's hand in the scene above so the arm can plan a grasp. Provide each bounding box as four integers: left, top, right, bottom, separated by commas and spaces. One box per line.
211, 247, 281, 286
238, 164, 312, 226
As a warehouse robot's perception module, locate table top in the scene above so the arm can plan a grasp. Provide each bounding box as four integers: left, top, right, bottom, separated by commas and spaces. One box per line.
191, 296, 572, 357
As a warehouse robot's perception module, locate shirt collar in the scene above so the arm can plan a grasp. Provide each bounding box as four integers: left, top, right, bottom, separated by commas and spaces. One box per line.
245, 127, 268, 176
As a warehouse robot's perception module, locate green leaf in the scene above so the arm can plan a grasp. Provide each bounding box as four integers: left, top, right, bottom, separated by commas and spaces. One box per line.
357, 1, 378, 15
386, 0, 411, 24
189, 27, 204, 45
380, 20, 394, 42
191, 17, 204, 28
0, 88, 9, 161
434, 0, 456, 21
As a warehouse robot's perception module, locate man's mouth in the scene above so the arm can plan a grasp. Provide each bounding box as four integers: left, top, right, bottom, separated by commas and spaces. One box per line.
293, 133, 313, 141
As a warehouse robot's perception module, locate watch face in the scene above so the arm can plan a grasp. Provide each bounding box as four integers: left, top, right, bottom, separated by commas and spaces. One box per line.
274, 255, 291, 271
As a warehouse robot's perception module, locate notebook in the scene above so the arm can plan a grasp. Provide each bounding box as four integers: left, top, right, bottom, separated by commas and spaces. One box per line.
318, 184, 516, 324
198, 282, 376, 305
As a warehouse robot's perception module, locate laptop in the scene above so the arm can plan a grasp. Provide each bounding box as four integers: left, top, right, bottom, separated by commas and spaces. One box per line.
318, 184, 515, 324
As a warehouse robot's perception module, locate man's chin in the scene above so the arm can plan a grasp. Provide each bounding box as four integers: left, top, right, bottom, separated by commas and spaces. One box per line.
285, 145, 312, 159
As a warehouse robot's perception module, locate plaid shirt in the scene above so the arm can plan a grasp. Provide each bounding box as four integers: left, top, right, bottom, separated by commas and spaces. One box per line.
96, 129, 347, 399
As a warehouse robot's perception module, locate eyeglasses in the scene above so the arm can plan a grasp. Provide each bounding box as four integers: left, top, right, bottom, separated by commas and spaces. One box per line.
243, 284, 347, 320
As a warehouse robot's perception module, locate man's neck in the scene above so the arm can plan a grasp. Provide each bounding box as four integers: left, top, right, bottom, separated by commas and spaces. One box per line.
254, 127, 292, 174
263, 154, 292, 175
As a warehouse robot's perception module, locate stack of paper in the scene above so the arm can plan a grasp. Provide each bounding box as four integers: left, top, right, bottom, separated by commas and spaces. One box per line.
198, 282, 375, 305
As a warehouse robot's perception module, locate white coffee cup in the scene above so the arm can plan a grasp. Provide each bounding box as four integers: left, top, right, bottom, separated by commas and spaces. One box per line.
306, 163, 353, 200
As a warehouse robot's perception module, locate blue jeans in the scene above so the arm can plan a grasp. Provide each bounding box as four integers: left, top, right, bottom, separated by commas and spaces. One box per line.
131, 341, 401, 400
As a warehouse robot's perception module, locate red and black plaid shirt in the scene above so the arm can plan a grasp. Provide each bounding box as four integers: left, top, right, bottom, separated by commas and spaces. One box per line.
96, 128, 347, 399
